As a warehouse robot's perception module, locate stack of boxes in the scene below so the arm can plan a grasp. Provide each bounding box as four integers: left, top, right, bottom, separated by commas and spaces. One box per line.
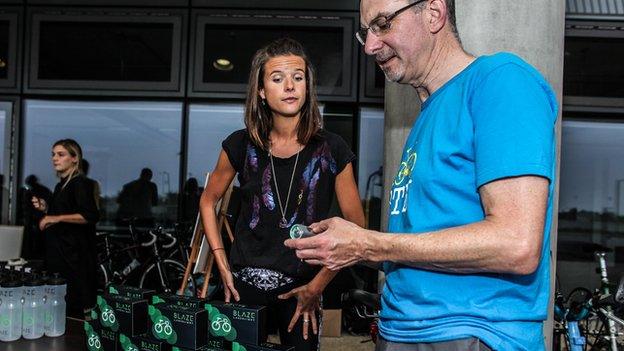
85, 285, 295, 351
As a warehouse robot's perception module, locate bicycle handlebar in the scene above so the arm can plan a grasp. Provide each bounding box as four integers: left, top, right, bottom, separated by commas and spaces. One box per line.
142, 232, 157, 247
162, 232, 177, 249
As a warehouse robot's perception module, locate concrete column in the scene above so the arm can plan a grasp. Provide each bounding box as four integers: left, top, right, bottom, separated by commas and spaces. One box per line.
382, 0, 565, 348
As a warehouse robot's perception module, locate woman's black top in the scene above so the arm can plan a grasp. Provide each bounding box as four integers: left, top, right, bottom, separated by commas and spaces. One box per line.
45, 174, 99, 315
222, 129, 355, 280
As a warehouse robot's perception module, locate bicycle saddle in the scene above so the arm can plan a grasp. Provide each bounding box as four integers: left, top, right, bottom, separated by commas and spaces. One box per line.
349, 289, 381, 311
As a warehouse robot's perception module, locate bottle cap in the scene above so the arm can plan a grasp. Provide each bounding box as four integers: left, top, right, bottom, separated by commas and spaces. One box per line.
1, 273, 23, 288
25, 273, 45, 287
47, 272, 66, 286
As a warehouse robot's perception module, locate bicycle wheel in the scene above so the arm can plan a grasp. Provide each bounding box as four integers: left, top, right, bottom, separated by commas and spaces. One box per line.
139, 259, 197, 296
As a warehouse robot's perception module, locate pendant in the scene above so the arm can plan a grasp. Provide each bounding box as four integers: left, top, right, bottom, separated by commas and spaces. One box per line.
279, 217, 288, 228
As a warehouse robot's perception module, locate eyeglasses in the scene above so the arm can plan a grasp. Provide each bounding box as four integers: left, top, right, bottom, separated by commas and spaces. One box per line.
356, 0, 426, 45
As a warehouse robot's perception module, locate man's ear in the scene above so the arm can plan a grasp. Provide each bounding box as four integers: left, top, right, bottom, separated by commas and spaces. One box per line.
427, 0, 447, 34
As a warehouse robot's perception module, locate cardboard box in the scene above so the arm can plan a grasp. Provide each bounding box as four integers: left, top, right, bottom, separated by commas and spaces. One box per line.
148, 303, 208, 350
96, 294, 148, 336
85, 321, 106, 351
320, 309, 342, 337
120, 333, 173, 351
85, 311, 120, 351
170, 339, 230, 351
108, 284, 156, 301
238, 342, 295, 351
206, 301, 267, 346
152, 293, 208, 309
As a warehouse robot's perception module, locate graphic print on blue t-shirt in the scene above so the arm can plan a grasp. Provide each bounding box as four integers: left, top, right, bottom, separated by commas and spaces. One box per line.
389, 147, 417, 216
380, 53, 558, 351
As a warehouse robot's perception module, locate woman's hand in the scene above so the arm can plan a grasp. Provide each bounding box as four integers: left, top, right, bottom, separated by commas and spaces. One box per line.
31, 196, 48, 213
217, 265, 240, 303
278, 284, 321, 339
38, 215, 59, 231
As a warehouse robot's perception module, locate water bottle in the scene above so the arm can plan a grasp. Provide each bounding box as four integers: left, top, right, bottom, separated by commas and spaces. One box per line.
22, 274, 45, 339
0, 273, 23, 341
44, 273, 67, 337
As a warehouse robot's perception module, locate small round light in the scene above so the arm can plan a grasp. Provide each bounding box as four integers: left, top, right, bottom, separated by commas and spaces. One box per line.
213, 58, 233, 71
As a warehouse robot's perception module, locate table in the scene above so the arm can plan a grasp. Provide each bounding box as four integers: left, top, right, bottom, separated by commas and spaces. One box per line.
0, 318, 85, 351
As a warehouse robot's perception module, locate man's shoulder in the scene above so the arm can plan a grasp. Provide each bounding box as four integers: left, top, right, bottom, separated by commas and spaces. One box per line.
474, 52, 544, 80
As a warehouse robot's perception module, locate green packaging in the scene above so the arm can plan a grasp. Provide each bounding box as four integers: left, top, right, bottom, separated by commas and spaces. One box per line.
152, 293, 207, 309
108, 284, 157, 301
119, 333, 173, 351
205, 301, 267, 346
96, 294, 148, 336
86, 310, 120, 351
148, 303, 208, 350
238, 342, 295, 351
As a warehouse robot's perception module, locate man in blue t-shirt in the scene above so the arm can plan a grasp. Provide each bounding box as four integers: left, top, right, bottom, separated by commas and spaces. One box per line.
285, 0, 558, 350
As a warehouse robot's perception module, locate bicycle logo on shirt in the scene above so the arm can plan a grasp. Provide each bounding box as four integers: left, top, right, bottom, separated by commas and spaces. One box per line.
394, 148, 417, 186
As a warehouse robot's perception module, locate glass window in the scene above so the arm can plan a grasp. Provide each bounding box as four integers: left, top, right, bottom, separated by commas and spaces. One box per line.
203, 24, 343, 89
564, 36, 624, 98
184, 103, 245, 223
0, 20, 10, 80
0, 101, 11, 223
358, 107, 384, 230
192, 11, 356, 100
557, 119, 624, 294
38, 21, 174, 82
20, 100, 182, 230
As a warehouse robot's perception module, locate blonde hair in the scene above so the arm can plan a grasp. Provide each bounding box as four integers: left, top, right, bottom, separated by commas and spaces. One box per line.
53, 139, 83, 189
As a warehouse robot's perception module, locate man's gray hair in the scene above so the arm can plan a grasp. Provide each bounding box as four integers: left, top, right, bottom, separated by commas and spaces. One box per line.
411, 0, 460, 40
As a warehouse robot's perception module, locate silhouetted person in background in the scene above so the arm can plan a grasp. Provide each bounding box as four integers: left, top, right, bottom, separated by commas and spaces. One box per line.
181, 177, 201, 225
19, 174, 52, 260
116, 168, 158, 228
81, 159, 101, 211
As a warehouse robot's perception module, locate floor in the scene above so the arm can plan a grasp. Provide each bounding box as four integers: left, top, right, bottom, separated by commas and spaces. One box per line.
268, 333, 375, 351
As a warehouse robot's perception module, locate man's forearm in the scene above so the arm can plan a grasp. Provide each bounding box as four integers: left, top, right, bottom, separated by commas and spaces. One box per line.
363, 219, 542, 275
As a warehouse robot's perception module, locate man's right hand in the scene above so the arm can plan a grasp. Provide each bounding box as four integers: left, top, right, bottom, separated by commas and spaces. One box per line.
31, 196, 47, 213
284, 217, 371, 271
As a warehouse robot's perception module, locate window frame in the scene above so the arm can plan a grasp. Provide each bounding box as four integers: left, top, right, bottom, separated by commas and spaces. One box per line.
188, 9, 358, 102
24, 7, 188, 97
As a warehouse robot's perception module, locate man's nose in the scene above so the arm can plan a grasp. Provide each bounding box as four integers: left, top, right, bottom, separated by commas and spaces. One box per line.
285, 77, 295, 91
364, 31, 383, 56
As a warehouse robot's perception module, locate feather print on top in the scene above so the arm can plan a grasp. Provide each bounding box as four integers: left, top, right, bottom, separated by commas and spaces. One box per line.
261, 166, 275, 210
306, 168, 320, 223
320, 143, 337, 174
250, 195, 260, 229
243, 142, 258, 181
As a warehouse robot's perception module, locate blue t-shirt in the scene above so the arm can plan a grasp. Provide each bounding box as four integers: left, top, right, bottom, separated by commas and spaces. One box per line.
380, 53, 558, 350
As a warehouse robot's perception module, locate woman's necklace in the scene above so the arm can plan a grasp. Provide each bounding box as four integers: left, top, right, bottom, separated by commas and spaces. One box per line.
269, 143, 302, 227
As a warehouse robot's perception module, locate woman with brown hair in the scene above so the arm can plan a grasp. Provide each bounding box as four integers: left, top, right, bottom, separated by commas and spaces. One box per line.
32, 138, 99, 318
200, 38, 365, 350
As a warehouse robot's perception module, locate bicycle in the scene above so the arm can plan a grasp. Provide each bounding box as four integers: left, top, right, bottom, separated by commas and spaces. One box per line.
554, 251, 624, 350
343, 288, 381, 344
97, 225, 197, 295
